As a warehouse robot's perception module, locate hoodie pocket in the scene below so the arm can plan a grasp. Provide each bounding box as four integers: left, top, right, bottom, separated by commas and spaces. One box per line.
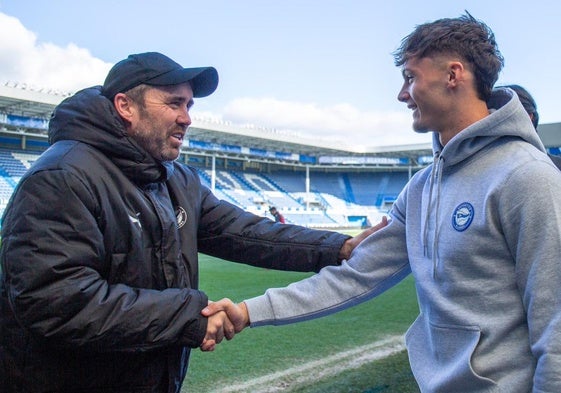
405, 315, 498, 392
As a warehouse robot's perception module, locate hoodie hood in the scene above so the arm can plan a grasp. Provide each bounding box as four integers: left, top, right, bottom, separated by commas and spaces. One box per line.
48, 86, 170, 185
431, 87, 546, 166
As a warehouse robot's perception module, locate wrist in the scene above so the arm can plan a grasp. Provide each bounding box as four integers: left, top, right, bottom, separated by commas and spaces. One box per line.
239, 301, 250, 327
338, 238, 352, 262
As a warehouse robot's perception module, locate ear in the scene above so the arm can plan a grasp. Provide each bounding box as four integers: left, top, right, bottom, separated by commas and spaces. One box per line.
447, 61, 465, 87
113, 93, 135, 124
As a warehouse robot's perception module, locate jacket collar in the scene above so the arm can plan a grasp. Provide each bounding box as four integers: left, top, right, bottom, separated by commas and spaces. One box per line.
48, 86, 170, 185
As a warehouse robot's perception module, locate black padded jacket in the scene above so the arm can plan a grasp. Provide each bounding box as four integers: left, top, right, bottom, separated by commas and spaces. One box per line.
0, 86, 349, 392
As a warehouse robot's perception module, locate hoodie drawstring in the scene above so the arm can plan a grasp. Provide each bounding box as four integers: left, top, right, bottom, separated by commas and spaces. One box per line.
422, 153, 444, 279
432, 156, 444, 279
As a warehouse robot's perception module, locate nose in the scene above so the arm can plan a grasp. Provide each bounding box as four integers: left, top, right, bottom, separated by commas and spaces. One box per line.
177, 106, 192, 127
397, 85, 409, 103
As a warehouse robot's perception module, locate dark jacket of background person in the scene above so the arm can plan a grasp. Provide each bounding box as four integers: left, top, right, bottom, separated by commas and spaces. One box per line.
0, 86, 349, 392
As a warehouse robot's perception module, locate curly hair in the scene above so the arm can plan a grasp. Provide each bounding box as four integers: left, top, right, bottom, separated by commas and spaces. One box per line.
393, 12, 504, 101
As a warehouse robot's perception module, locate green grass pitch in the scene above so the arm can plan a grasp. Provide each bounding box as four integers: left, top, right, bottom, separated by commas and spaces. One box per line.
183, 251, 420, 392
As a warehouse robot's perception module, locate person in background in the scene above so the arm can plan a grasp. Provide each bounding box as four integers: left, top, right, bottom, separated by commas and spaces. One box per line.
0, 52, 383, 393
502, 83, 561, 169
204, 13, 561, 392
269, 206, 286, 223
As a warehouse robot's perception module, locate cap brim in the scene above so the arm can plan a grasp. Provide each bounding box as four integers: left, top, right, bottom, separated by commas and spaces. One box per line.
147, 67, 219, 98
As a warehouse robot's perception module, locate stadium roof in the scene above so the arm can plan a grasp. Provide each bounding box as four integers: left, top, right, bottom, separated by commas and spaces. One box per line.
3, 83, 559, 165
187, 117, 432, 160
0, 83, 70, 119
0, 83, 434, 165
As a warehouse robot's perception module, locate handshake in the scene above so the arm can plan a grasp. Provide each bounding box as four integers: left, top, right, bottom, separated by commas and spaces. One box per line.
197, 217, 390, 352
200, 299, 249, 351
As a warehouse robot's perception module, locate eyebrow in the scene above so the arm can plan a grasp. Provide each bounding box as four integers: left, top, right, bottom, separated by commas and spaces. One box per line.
401, 68, 412, 77
167, 93, 194, 108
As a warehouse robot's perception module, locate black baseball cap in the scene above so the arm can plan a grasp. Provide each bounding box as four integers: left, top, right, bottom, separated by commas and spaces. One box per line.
102, 52, 219, 99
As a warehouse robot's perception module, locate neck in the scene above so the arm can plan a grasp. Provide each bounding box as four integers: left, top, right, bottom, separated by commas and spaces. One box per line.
439, 99, 489, 146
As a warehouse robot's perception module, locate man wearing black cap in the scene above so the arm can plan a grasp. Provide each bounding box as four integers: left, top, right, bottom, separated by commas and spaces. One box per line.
0, 52, 380, 392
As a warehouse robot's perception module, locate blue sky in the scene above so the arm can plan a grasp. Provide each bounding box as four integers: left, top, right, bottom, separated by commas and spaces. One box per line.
0, 1, 558, 147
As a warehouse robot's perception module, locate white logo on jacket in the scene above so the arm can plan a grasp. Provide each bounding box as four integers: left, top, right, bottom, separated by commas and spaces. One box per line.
176, 206, 187, 228
129, 213, 142, 230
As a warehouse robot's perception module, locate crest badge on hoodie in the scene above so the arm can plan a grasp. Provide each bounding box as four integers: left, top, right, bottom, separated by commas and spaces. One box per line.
452, 202, 474, 232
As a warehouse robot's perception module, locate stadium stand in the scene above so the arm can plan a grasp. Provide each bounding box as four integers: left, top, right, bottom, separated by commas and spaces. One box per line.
1, 83, 561, 228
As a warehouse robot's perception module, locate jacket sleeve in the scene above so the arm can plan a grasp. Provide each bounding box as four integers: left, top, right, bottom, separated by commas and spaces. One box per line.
196, 188, 351, 273
1, 169, 208, 351
501, 161, 561, 391
244, 207, 410, 326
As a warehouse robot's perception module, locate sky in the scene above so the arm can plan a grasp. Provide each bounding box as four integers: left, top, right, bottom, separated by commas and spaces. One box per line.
0, 1, 558, 148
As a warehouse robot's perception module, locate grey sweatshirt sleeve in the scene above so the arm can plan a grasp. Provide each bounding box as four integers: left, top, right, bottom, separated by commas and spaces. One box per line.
245, 216, 411, 327
501, 160, 561, 392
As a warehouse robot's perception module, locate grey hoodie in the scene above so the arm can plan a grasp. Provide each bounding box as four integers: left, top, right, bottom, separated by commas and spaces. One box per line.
245, 88, 561, 392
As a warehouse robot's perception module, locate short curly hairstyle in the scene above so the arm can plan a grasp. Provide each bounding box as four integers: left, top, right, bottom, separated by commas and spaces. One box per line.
393, 12, 504, 101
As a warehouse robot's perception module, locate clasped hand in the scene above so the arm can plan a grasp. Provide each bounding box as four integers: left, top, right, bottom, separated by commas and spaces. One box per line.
199, 216, 388, 352
200, 299, 249, 351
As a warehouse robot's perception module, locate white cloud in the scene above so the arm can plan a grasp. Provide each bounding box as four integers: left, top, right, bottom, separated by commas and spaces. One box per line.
0, 12, 112, 93
222, 97, 431, 147
0, 12, 431, 148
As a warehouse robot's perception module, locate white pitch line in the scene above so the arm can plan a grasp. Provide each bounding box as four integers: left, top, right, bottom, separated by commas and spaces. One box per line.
212, 335, 406, 393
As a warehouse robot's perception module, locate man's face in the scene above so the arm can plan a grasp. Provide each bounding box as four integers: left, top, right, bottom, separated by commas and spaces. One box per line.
397, 56, 452, 134
128, 83, 194, 162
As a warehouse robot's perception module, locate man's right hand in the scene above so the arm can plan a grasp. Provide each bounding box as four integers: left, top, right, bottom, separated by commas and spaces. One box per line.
200, 299, 249, 351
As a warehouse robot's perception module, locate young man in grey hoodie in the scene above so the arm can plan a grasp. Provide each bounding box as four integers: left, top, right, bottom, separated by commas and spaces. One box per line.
203, 13, 561, 392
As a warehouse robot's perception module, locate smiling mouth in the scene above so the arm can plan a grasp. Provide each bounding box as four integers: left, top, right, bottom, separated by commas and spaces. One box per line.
171, 133, 184, 142
408, 106, 419, 117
